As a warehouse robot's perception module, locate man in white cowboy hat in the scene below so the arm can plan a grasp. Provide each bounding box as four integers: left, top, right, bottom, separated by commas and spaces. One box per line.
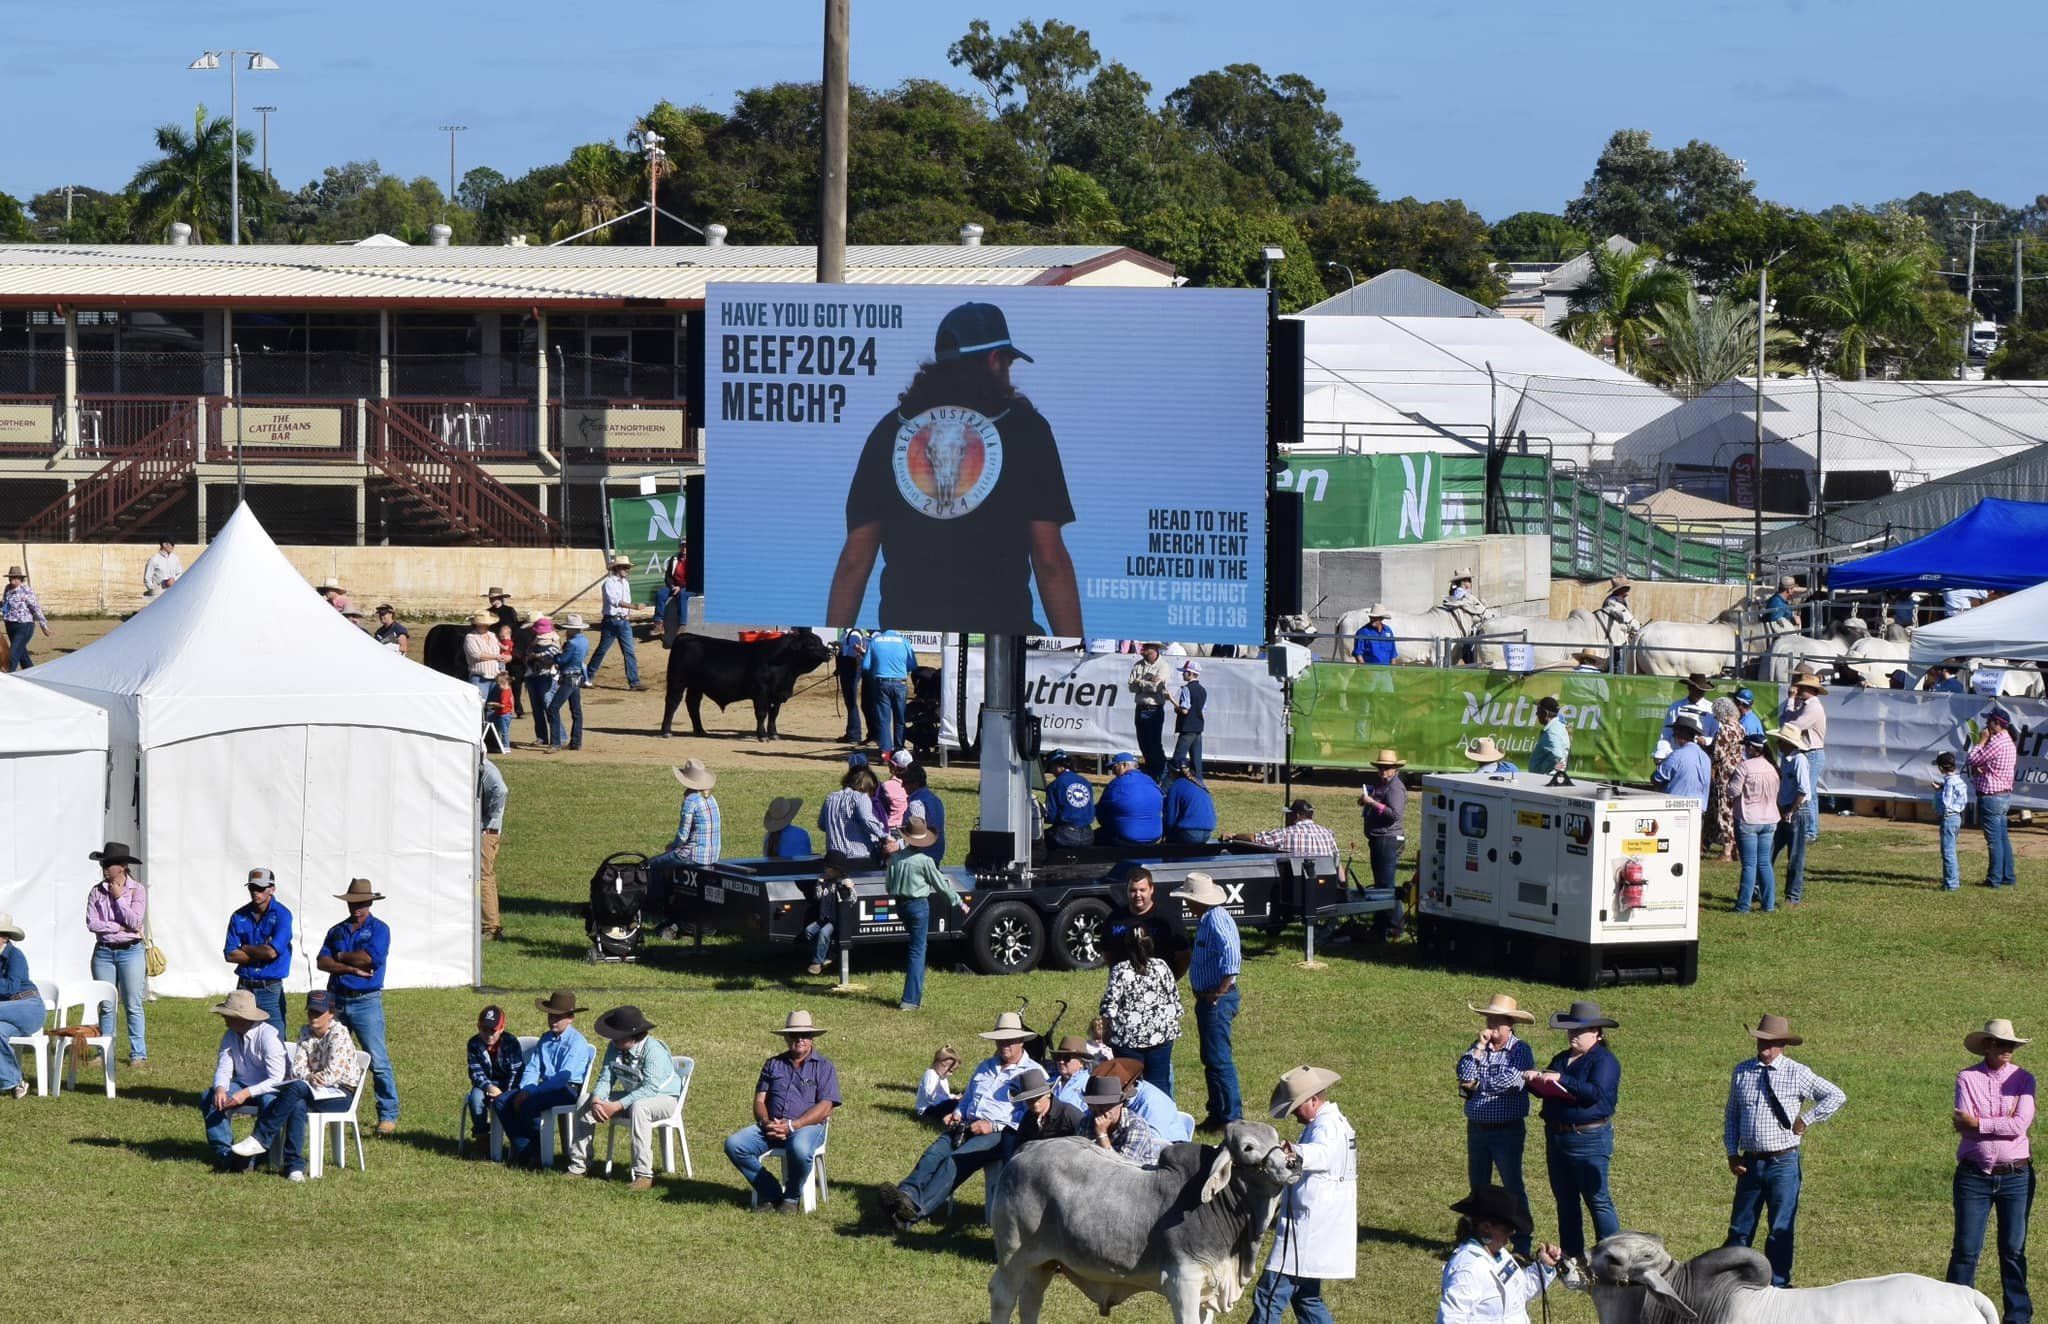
499, 989, 596, 1168
1570, 647, 1607, 673
1351, 604, 1397, 665
1596, 578, 1636, 636
1128, 642, 1175, 776
586, 554, 645, 690
1769, 725, 1813, 905
1949, 1018, 2037, 1321
568, 1004, 686, 1190
1079, 1071, 1165, 1165
762, 797, 813, 858
0, 912, 45, 1099
1248, 1065, 1356, 1324
1779, 669, 1828, 842
1175, 871, 1244, 1131
545, 613, 591, 751
1442, 566, 1488, 616
316, 578, 350, 613
223, 866, 295, 1035
1462, 736, 1517, 777
200, 988, 287, 1169
315, 878, 399, 1133
1654, 672, 1720, 761
1723, 1012, 1846, 1287
1457, 995, 1539, 1258
726, 1009, 842, 1211
879, 1010, 1042, 1227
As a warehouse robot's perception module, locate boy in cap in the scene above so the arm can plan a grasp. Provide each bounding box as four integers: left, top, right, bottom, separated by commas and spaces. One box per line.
201, 989, 287, 1170
223, 867, 294, 1036
234, 989, 364, 1181
1250, 1065, 1357, 1324
568, 1005, 685, 1189
1935, 751, 1969, 891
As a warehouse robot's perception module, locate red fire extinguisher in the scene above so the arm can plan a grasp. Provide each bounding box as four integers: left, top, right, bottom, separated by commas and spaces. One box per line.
1616, 858, 1648, 915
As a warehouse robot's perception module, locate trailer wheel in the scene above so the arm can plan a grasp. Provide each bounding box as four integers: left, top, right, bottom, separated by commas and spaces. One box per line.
1048, 897, 1112, 971
968, 900, 1046, 975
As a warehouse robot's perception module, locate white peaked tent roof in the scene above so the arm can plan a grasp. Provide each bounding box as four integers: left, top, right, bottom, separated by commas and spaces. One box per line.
0, 669, 108, 754
1911, 580, 2048, 667
31, 505, 476, 748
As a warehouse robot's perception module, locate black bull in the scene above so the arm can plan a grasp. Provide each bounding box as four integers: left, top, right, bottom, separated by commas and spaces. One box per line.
422, 622, 537, 687
661, 630, 832, 740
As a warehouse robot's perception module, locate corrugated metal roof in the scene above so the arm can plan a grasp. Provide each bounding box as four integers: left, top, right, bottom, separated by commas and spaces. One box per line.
0, 243, 1171, 306
1299, 269, 1499, 318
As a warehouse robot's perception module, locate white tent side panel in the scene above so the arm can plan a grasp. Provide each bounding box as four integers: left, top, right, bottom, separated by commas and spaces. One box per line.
1909, 581, 2048, 668
141, 725, 477, 999
0, 746, 107, 991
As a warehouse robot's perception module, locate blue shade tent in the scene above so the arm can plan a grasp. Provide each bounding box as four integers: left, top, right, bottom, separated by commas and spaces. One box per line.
1829, 498, 2048, 592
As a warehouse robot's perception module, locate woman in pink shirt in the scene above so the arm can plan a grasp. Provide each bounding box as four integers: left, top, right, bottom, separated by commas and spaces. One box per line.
85, 841, 149, 1064
1731, 732, 1781, 914
873, 751, 910, 829
1948, 1018, 2036, 1322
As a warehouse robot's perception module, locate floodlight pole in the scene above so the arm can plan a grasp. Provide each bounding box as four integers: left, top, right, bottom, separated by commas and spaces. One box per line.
233, 345, 246, 504
1752, 264, 1766, 587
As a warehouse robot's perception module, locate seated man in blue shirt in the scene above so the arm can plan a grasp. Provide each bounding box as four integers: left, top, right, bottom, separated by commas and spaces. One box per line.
1097, 752, 1164, 847
1652, 712, 1714, 808
762, 797, 813, 858
879, 1011, 1040, 1227
222, 867, 293, 1037
1041, 749, 1096, 849
724, 1009, 841, 1211
1161, 757, 1218, 843
1091, 1058, 1194, 1142
496, 989, 596, 1168
1350, 605, 1397, 665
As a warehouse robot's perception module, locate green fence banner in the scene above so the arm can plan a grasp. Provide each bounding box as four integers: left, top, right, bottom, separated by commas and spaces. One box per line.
1290, 662, 1782, 782
1276, 454, 1446, 548
608, 493, 685, 601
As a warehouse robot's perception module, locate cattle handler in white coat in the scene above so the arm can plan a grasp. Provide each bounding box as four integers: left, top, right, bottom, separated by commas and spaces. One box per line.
1437, 1185, 1563, 1323
1248, 1066, 1357, 1324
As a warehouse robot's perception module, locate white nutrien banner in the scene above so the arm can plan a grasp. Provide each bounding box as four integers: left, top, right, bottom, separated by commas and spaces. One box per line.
1817, 689, 2048, 808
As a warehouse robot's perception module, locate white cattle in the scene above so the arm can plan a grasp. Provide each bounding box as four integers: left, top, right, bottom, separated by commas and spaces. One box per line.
1762, 633, 1844, 685
1627, 620, 1739, 677
1843, 635, 1911, 687
1466, 610, 1617, 669
1587, 1231, 1996, 1324
1330, 606, 1482, 664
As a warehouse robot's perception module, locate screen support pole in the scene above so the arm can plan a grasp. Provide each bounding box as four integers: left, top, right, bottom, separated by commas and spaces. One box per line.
979, 633, 1034, 872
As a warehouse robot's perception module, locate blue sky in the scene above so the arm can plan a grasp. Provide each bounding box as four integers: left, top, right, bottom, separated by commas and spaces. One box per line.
15, 0, 2046, 221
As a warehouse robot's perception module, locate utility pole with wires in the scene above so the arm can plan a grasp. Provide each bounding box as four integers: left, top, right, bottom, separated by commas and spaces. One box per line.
643, 130, 667, 246
818, 0, 849, 283
1958, 214, 1990, 378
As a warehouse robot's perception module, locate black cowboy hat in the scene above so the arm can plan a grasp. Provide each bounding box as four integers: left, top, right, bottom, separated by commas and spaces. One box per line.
1081, 1073, 1131, 1107
90, 841, 141, 867
535, 989, 587, 1018
594, 1005, 656, 1041
1451, 1185, 1533, 1237
1550, 1000, 1619, 1031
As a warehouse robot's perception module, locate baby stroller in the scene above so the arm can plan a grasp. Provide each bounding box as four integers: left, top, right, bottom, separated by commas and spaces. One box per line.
906, 664, 942, 758
584, 851, 649, 963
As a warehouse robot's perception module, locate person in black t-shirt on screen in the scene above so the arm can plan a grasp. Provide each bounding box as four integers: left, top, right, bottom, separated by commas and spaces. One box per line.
826, 302, 1083, 636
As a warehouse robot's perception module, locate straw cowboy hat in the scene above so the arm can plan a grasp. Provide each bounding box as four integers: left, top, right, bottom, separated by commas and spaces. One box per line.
776, 1009, 828, 1038
1081, 1073, 1133, 1107
1269, 1065, 1341, 1118
1450, 566, 1475, 582
594, 1005, 656, 1041
1468, 993, 1536, 1024
560, 613, 588, 630
1549, 1000, 1618, 1031
334, 878, 385, 904
0, 912, 24, 942
1452, 1185, 1533, 1237
470, 612, 496, 627
1789, 670, 1828, 695
1571, 648, 1606, 668
672, 759, 717, 791
316, 578, 346, 594
1607, 577, 1632, 593
1170, 871, 1229, 908
1966, 1019, 2032, 1054
979, 1011, 1036, 1042
609, 555, 633, 569
481, 586, 510, 598
535, 989, 587, 1017
1462, 737, 1508, 763
1009, 1067, 1055, 1103
1366, 603, 1392, 619
902, 820, 939, 849
762, 797, 804, 833
1371, 749, 1407, 769
210, 989, 270, 1022
1747, 1013, 1804, 1046
1770, 724, 1808, 752
90, 841, 141, 866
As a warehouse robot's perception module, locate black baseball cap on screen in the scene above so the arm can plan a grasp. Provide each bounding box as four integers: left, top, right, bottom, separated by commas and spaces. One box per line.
934, 302, 1034, 364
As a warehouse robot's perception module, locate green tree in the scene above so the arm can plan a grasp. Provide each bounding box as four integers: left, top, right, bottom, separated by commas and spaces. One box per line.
129, 104, 263, 242
948, 17, 1101, 168
1565, 130, 1678, 246
1641, 284, 1798, 395
1490, 211, 1590, 262
0, 191, 32, 242
456, 166, 506, 214
1669, 139, 1755, 229
26, 185, 130, 242
545, 143, 637, 243
1301, 196, 1503, 303
1128, 205, 1323, 310
1799, 245, 1934, 379
1166, 64, 1368, 206
1558, 242, 1690, 373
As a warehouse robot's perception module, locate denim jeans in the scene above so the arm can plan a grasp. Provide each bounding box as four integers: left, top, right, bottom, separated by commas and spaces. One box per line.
1248, 1271, 1334, 1324
91, 941, 147, 1060
587, 617, 639, 687
1736, 821, 1777, 912
899, 895, 930, 1008
334, 990, 398, 1123
1195, 987, 1242, 1123
1804, 748, 1825, 840
239, 980, 287, 1042
5, 620, 33, 668
495, 1081, 579, 1165
199, 1089, 245, 1162
837, 663, 865, 742
463, 1086, 501, 1146
897, 1127, 1007, 1219
0, 999, 47, 1088
1950, 1162, 2035, 1324
869, 677, 908, 752
1942, 812, 1963, 890
1726, 1148, 1802, 1285
255, 1079, 349, 1175
1135, 705, 1167, 780
1982, 793, 2016, 887
1545, 1124, 1619, 1260
1772, 819, 1808, 903
1467, 1121, 1532, 1256
547, 674, 584, 748
804, 919, 835, 967
472, 677, 511, 749
725, 1121, 828, 1204
1113, 1042, 1176, 1100
1165, 828, 1213, 844
524, 674, 556, 744
1172, 730, 1206, 783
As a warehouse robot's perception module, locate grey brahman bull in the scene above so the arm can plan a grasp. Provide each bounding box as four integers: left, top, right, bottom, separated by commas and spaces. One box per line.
989, 1122, 1303, 1324
1587, 1231, 1997, 1323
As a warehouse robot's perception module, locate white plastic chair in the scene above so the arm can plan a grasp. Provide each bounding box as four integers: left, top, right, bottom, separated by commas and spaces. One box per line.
603, 1055, 695, 1179
489, 1041, 596, 1168
1176, 1110, 1196, 1143
746, 1116, 830, 1212
5, 978, 57, 1097
481, 1035, 540, 1162
304, 1051, 375, 1179
55, 980, 119, 1098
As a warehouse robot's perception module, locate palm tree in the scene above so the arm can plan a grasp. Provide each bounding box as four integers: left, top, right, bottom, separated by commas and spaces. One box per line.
545, 144, 637, 243
1800, 246, 1930, 380
1559, 243, 1691, 374
1642, 284, 1800, 395
129, 105, 260, 242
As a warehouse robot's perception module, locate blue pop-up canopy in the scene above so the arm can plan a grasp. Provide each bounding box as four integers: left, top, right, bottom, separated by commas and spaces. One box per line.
1830, 497, 2048, 592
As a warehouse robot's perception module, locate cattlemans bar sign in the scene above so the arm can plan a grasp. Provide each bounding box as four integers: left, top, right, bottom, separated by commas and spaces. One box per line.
227, 407, 344, 448
566, 407, 688, 450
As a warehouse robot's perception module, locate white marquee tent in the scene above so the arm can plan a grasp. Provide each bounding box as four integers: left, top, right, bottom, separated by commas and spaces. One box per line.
1911, 582, 2048, 668
28, 507, 483, 998
0, 674, 108, 990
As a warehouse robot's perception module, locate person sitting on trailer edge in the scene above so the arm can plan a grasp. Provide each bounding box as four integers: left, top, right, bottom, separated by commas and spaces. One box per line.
1232, 798, 1338, 859
1096, 752, 1163, 847
763, 797, 813, 859
1161, 757, 1217, 844
801, 852, 856, 977
1042, 749, 1097, 849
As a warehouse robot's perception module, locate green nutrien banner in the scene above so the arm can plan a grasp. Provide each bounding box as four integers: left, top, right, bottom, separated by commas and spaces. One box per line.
608, 493, 685, 602
1290, 662, 1782, 781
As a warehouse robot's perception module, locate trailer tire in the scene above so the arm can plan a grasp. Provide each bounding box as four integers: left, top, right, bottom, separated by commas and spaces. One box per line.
1047, 897, 1113, 971
967, 900, 1046, 975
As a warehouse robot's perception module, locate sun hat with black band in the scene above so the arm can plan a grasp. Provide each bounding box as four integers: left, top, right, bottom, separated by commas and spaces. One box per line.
0, 911, 24, 942
1966, 1019, 2031, 1055
902, 820, 939, 849
1009, 1067, 1055, 1103
979, 1011, 1035, 1042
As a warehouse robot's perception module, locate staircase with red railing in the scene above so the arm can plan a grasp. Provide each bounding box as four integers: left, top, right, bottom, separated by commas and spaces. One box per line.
365, 400, 562, 546
20, 402, 200, 542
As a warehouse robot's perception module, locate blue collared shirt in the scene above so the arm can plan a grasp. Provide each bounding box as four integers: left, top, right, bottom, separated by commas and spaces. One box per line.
1739, 709, 1766, 738
863, 631, 913, 680
1127, 1079, 1191, 1142
1940, 772, 1970, 817
0, 941, 32, 999
1045, 771, 1096, 828
595, 1036, 685, 1107
320, 914, 390, 993
764, 825, 814, 859
1097, 769, 1163, 843
1188, 907, 1242, 995
958, 1054, 1039, 1130
757, 1051, 843, 1121
518, 1025, 596, 1094
1055, 1069, 1088, 1112
1653, 741, 1713, 805
906, 787, 946, 860
1162, 777, 1217, 833
1458, 1035, 1535, 1122
224, 899, 293, 982
1540, 1041, 1621, 1126
1352, 622, 1396, 665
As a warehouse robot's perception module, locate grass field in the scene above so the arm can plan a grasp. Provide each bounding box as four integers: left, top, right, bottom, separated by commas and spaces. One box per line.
11, 620, 2048, 1321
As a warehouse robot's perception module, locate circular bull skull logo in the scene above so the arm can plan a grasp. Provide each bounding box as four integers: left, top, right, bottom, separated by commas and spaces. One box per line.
893, 405, 1002, 519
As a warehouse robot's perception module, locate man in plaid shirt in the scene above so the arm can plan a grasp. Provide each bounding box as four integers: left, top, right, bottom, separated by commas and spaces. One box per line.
1458, 994, 1538, 1256
1235, 799, 1338, 858
1969, 707, 2019, 888
1723, 1013, 1847, 1287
